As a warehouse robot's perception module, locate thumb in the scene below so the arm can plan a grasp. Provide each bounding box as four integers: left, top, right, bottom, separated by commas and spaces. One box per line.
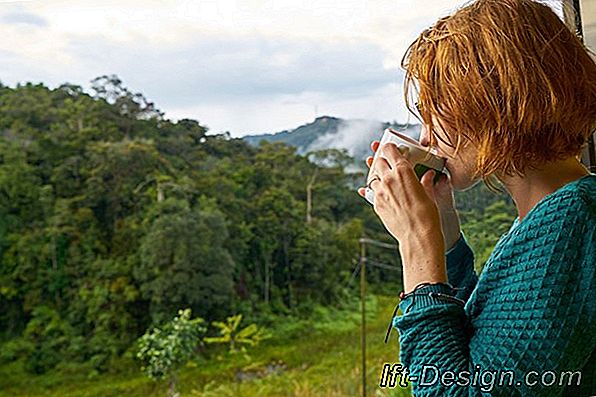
420, 169, 437, 201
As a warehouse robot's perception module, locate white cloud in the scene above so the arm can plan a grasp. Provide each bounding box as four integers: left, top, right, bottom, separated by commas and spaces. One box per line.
66, 35, 397, 100
170, 82, 406, 137
1, 0, 569, 135
1, 8, 47, 26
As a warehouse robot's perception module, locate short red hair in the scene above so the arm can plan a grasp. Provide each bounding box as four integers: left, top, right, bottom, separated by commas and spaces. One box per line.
402, 0, 596, 186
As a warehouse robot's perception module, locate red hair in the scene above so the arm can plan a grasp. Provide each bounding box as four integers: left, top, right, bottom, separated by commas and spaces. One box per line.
402, 0, 596, 188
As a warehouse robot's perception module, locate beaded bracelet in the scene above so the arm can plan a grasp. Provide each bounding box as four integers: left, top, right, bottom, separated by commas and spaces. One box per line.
383, 282, 466, 344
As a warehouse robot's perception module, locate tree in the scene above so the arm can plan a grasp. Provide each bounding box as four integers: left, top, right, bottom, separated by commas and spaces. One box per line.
21, 305, 75, 374
82, 139, 171, 249
251, 187, 303, 308
460, 200, 517, 272
0, 75, 517, 374
135, 198, 236, 322
90, 74, 164, 139
137, 308, 206, 397
290, 218, 363, 304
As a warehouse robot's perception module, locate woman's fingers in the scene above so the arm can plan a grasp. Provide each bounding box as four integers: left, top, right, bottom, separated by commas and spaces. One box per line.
370, 140, 380, 152
420, 170, 437, 202
371, 155, 392, 176
365, 141, 380, 168
380, 143, 410, 168
365, 141, 380, 169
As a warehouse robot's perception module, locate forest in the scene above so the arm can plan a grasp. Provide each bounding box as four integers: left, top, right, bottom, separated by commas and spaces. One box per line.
0, 76, 516, 390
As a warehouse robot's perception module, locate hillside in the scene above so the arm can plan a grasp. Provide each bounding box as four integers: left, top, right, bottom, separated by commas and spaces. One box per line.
242, 116, 344, 150
0, 79, 516, 397
242, 116, 419, 162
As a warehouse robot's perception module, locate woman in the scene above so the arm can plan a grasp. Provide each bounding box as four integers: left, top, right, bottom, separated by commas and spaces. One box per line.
357, 0, 596, 395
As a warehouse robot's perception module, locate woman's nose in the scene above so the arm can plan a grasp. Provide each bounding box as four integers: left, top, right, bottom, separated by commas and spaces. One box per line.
419, 125, 430, 147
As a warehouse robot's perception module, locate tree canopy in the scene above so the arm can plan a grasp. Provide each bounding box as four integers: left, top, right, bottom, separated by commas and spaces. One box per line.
0, 76, 515, 373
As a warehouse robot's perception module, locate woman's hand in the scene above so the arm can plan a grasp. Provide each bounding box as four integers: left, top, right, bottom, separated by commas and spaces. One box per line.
357, 141, 448, 292
359, 140, 462, 252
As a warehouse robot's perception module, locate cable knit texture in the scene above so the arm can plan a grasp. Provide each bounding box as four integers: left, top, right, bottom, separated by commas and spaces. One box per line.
392, 174, 596, 396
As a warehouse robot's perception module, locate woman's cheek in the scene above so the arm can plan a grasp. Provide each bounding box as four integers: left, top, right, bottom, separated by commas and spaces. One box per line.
445, 161, 467, 191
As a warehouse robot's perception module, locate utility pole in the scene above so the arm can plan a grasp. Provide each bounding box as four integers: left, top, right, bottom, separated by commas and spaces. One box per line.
358, 237, 367, 397
357, 237, 398, 397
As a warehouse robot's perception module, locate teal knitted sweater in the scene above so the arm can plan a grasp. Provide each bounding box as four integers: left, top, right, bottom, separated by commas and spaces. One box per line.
392, 173, 596, 396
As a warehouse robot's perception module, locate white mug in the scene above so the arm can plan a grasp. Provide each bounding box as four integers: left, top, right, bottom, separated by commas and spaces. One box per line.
364, 127, 447, 205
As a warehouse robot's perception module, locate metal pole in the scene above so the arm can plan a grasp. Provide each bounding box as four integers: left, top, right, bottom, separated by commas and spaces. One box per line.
359, 238, 367, 397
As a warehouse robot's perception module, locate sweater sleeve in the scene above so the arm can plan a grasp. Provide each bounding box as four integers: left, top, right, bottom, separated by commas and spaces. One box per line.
392, 193, 596, 396
445, 232, 478, 303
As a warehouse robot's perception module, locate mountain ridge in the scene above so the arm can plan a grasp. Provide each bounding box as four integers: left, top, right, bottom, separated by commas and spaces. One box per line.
242, 115, 420, 162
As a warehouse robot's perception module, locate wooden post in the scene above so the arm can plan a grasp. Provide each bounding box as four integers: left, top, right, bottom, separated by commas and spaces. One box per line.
359, 238, 367, 397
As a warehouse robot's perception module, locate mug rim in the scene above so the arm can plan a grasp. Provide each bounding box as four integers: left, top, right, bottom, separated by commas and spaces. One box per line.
384, 127, 425, 149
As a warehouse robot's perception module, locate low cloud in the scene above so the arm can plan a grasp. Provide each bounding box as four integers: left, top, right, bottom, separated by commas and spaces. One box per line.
306, 119, 420, 162
306, 119, 384, 158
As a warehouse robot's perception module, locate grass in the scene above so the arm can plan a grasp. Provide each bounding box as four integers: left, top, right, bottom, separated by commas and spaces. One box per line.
0, 295, 411, 397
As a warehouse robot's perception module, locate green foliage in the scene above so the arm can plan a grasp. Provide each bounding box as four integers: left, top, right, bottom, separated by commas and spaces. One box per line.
21, 306, 76, 374
136, 309, 205, 382
135, 198, 236, 322
0, 75, 516, 377
290, 218, 363, 304
460, 200, 517, 272
72, 257, 143, 371
311, 294, 377, 333
0, 337, 33, 366
0, 295, 410, 397
204, 314, 270, 355
455, 181, 514, 213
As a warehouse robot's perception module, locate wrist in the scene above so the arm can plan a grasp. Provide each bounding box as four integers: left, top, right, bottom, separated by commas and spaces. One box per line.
440, 208, 461, 252
444, 230, 462, 252
400, 228, 445, 258
399, 233, 447, 293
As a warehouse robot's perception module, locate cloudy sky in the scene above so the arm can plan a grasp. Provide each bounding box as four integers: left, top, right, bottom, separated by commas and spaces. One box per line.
0, 0, 566, 137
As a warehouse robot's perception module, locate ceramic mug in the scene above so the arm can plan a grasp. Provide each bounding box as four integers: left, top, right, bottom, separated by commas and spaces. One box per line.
364, 127, 447, 205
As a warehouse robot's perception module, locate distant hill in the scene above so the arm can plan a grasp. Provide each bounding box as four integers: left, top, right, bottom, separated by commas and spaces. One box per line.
242, 116, 420, 163
243, 116, 344, 150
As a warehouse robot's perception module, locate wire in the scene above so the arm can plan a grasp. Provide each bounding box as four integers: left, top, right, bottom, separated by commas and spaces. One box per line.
358, 238, 398, 250
344, 259, 362, 288
365, 259, 401, 272
344, 258, 400, 291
